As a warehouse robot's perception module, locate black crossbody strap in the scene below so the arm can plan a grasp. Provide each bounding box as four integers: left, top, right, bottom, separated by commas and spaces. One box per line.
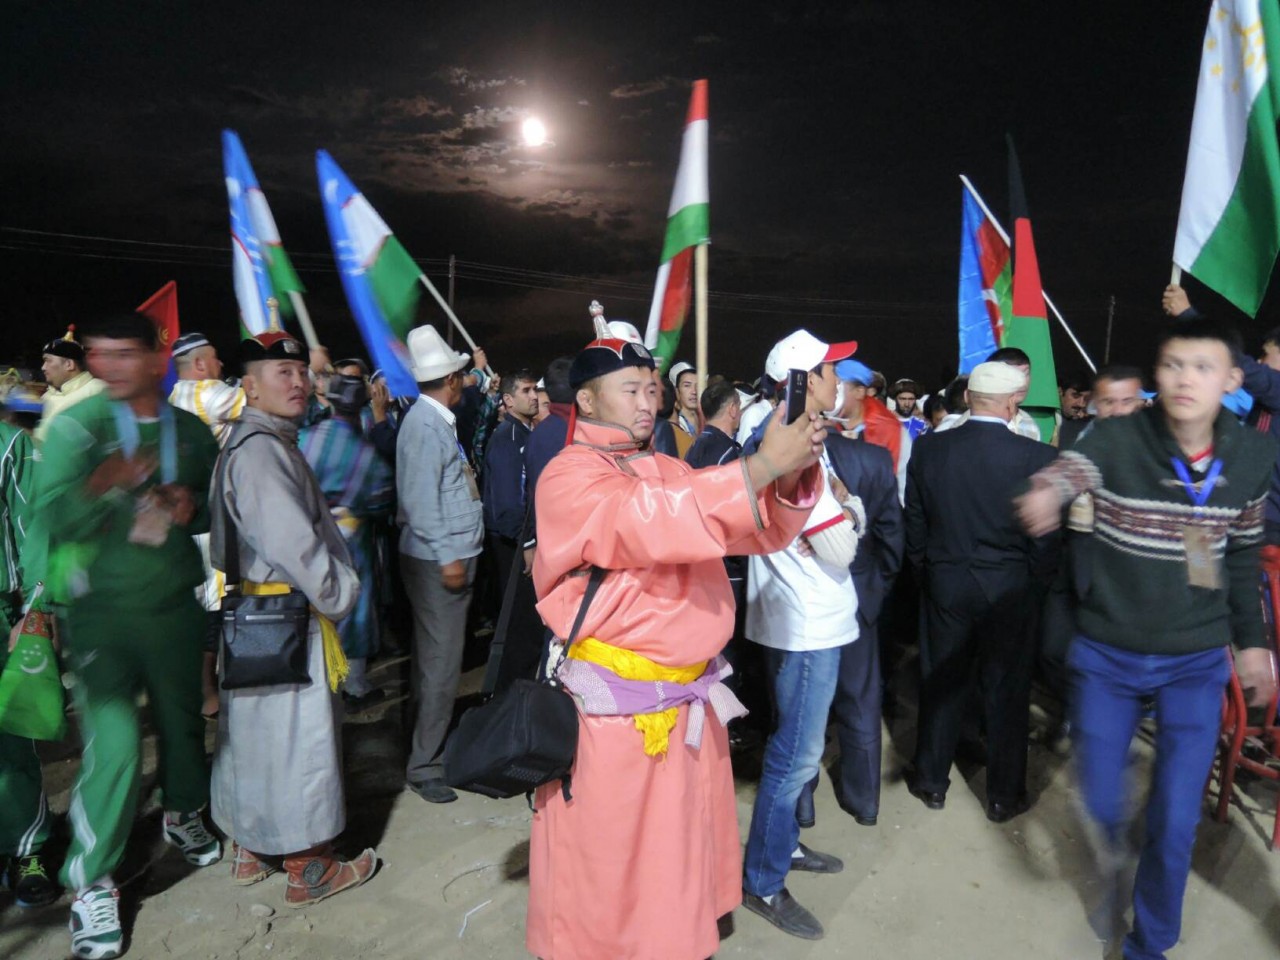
564, 565, 605, 654
480, 502, 536, 696
218, 430, 274, 592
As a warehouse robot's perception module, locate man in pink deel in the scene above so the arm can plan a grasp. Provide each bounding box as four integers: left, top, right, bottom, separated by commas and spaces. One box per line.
526, 325, 825, 960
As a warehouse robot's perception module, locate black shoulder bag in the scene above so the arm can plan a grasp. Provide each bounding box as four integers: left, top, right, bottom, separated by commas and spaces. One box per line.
443, 560, 605, 801
217, 431, 313, 691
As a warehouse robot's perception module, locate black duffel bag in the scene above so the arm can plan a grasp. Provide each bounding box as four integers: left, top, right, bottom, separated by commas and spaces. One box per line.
444, 565, 604, 800
216, 431, 312, 691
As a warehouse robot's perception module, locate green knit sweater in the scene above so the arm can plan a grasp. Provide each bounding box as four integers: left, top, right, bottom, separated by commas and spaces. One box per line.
1037, 406, 1275, 655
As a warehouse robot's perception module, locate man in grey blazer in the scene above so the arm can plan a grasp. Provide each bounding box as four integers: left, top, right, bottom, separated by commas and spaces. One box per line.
396, 325, 485, 803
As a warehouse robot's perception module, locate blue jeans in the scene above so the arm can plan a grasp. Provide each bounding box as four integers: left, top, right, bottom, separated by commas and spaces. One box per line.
743, 646, 842, 898
1067, 636, 1230, 960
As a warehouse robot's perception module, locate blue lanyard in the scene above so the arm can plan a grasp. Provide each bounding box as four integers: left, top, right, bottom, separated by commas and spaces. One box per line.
1170, 456, 1223, 510
112, 402, 178, 485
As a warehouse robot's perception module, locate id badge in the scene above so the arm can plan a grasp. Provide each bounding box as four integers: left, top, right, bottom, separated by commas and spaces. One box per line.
129, 491, 173, 547
1182, 525, 1222, 590
463, 462, 481, 501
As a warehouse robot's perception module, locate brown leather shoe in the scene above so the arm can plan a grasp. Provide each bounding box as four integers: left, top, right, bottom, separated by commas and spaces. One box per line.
283, 847, 376, 908
230, 842, 279, 886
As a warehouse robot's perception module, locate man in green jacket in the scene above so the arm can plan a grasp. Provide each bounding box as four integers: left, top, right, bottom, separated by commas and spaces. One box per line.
38, 313, 220, 960
1017, 315, 1276, 960
0, 406, 58, 908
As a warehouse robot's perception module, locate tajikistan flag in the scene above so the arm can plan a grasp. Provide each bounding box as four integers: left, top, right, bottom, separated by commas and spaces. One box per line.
223, 130, 307, 336
316, 150, 423, 398
1174, 0, 1280, 317
645, 79, 709, 374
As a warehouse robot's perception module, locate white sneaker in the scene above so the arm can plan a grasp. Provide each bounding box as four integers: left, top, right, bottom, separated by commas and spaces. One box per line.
69, 886, 123, 959
162, 811, 222, 867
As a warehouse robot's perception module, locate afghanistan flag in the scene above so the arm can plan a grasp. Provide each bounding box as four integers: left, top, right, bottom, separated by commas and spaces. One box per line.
223, 130, 307, 336
644, 79, 709, 374
316, 150, 422, 398
957, 185, 1012, 373
1174, 0, 1280, 317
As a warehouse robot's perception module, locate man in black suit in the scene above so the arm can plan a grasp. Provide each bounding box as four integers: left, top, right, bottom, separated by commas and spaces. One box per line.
904, 361, 1058, 823
826, 426, 904, 823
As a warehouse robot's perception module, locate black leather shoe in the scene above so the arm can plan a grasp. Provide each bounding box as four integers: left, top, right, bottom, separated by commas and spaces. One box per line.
906, 779, 946, 811
741, 887, 824, 940
853, 814, 877, 827
789, 842, 843, 874
986, 796, 1031, 824
407, 778, 457, 804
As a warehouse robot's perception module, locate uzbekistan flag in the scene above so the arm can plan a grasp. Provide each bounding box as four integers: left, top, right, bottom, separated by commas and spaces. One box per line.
644, 79, 709, 374
1174, 0, 1280, 317
223, 130, 307, 335
957, 188, 1012, 373
316, 150, 422, 398
1003, 217, 1060, 442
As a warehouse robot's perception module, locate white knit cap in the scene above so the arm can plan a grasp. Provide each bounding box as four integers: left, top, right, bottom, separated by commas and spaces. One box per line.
968, 361, 1027, 395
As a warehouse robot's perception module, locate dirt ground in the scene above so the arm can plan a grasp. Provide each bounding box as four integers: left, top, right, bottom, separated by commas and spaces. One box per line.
2, 652, 1279, 960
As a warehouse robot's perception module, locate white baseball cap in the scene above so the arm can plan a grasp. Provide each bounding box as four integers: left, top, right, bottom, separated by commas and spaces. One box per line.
764, 329, 859, 382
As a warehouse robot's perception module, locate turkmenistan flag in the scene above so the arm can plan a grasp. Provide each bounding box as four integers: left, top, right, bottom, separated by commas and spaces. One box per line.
1175, 0, 1280, 317
1004, 217, 1060, 442
958, 183, 1012, 373
222, 130, 307, 335
644, 79, 709, 374
316, 150, 422, 397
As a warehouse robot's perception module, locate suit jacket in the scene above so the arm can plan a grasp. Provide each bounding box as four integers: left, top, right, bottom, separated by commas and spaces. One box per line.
395, 396, 484, 564
905, 419, 1058, 598
825, 434, 904, 625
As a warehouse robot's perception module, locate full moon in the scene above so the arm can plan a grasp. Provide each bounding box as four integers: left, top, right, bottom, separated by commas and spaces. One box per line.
522, 116, 548, 147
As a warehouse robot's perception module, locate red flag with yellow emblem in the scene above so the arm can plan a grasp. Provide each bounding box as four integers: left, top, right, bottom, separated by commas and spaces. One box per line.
137, 281, 180, 393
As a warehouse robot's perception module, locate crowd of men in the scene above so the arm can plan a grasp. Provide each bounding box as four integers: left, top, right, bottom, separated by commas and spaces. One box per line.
0, 282, 1276, 960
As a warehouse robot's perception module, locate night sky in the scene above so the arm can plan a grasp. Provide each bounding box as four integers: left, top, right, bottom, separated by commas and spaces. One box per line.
3, 1, 1273, 390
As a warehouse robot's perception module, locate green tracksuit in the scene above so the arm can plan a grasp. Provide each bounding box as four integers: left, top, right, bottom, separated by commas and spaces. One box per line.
0, 423, 52, 860
36, 392, 217, 890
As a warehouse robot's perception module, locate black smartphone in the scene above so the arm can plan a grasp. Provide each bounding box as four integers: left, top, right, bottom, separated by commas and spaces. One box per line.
783, 369, 808, 424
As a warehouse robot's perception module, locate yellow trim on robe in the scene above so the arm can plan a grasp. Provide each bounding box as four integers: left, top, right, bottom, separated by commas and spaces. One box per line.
242, 580, 348, 691
567, 636, 706, 757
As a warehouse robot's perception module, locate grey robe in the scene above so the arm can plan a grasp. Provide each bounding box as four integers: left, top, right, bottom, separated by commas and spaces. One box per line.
209, 406, 361, 854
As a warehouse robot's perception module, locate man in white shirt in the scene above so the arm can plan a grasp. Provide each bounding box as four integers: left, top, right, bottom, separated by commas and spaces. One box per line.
741, 330, 862, 941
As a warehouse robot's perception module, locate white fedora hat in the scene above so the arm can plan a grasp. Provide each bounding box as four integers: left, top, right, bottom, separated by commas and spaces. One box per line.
406, 325, 470, 382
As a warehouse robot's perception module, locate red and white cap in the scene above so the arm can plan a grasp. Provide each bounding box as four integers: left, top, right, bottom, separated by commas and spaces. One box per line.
764, 329, 858, 382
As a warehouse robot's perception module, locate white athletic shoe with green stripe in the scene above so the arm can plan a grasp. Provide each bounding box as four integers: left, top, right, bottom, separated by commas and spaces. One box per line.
69, 886, 123, 960
162, 810, 222, 867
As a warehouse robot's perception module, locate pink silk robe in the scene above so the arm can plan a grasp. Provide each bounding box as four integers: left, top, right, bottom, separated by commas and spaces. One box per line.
527, 417, 819, 960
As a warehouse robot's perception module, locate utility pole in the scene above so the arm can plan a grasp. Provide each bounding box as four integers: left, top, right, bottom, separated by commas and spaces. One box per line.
447, 254, 456, 346
1103, 294, 1116, 365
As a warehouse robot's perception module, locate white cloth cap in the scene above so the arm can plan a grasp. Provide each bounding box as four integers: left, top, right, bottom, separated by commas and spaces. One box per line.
669, 360, 695, 386
968, 361, 1027, 395
607, 321, 644, 344
406, 324, 470, 382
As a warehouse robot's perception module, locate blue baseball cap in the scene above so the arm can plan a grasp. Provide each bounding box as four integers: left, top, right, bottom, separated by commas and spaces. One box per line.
834, 358, 874, 385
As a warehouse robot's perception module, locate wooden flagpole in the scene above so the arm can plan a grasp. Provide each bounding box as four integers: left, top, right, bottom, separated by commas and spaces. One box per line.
695, 243, 709, 397
960, 175, 1097, 373
288, 290, 320, 350
418, 273, 494, 376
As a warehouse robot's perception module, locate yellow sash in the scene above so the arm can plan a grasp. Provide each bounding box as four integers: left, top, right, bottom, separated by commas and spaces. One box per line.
242, 581, 348, 692
567, 636, 707, 758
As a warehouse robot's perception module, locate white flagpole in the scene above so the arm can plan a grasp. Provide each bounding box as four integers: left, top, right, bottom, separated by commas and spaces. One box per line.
960, 175, 1096, 373
417, 273, 494, 376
